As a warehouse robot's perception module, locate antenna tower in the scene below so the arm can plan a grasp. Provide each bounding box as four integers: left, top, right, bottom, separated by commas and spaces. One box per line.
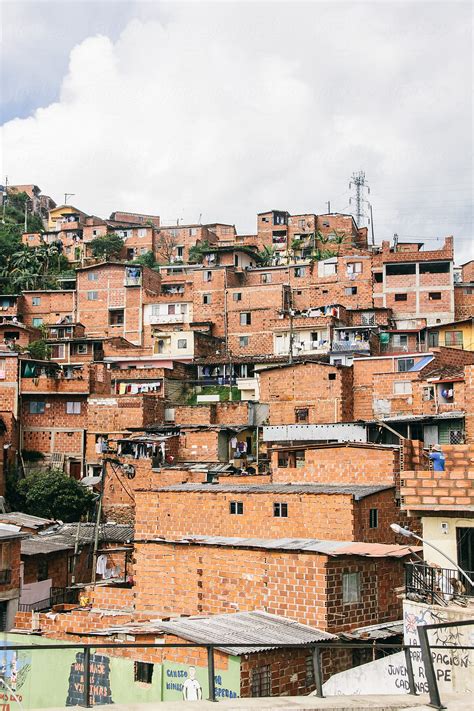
349, 171, 370, 227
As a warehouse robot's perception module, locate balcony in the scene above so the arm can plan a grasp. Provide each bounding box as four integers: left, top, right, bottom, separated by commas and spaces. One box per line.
149, 313, 186, 325
331, 340, 370, 353
18, 586, 79, 612
405, 562, 474, 605
20, 374, 90, 395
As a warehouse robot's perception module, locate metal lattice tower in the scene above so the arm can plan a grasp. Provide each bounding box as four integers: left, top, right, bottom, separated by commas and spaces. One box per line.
349, 171, 370, 227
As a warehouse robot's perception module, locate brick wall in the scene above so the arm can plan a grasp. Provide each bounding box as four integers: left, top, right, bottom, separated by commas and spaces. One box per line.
270, 444, 400, 486
259, 362, 353, 425
132, 540, 405, 633
0, 539, 21, 596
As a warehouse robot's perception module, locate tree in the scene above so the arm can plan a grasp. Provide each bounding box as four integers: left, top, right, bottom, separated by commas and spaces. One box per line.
257, 245, 278, 266
156, 232, 178, 263
132, 250, 156, 268
15, 468, 95, 521
90, 234, 124, 260
27, 339, 51, 360
188, 240, 210, 264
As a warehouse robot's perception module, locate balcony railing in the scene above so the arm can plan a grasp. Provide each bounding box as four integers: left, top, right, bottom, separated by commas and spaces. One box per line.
18, 586, 79, 612
331, 340, 370, 352
149, 313, 186, 325
405, 562, 474, 605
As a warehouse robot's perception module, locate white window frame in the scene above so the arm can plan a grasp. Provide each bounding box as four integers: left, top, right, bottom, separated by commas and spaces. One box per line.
394, 381, 412, 395
342, 571, 361, 604
66, 401, 81, 415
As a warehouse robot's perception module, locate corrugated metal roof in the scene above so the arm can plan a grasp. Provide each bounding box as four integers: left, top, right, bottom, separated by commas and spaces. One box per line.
146, 536, 417, 559
157, 611, 336, 654
0, 512, 53, 529
341, 620, 404, 641
153, 483, 393, 500
21, 537, 74, 556
409, 355, 434, 371
38, 522, 134, 545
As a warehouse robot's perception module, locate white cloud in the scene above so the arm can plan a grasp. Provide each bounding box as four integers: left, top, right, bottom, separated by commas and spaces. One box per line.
1, 1, 472, 261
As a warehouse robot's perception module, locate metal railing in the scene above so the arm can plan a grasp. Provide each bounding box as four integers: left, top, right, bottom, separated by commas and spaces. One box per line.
405, 562, 474, 604
18, 586, 79, 612
1, 620, 472, 708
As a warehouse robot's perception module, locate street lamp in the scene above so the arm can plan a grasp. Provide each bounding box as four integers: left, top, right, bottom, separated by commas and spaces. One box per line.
390, 523, 474, 587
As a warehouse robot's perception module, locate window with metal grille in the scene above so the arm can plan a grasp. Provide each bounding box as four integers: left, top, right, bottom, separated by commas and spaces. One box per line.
273, 502, 288, 518
369, 508, 378, 529
251, 665, 271, 697
134, 661, 154, 684
445, 331, 463, 347
295, 408, 308, 423
342, 572, 361, 603
230, 501, 243, 515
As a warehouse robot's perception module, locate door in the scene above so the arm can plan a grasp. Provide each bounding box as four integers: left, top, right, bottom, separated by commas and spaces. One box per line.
456, 528, 474, 590
69, 460, 82, 480
423, 424, 438, 446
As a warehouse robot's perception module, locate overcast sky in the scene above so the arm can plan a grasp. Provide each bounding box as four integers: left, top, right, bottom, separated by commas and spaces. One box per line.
1, 0, 472, 261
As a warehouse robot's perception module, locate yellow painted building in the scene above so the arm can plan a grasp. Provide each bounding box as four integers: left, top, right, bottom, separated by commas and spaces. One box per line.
47, 204, 88, 231
427, 318, 474, 351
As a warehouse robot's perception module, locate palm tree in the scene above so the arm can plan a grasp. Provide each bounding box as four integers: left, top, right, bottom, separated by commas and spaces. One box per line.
258, 245, 277, 266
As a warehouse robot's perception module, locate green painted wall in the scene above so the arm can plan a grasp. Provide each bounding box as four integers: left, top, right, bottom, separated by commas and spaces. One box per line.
0, 635, 240, 706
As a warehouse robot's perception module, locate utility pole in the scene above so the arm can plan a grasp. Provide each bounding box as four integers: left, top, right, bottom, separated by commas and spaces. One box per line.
92, 458, 107, 583
349, 171, 370, 227
64, 192, 75, 205
288, 287, 295, 365
369, 203, 375, 246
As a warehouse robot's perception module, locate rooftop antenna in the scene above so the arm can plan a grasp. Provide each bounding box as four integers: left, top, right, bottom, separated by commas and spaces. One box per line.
64, 193, 75, 205
325, 201, 331, 214
348, 171, 370, 227
198, 213, 202, 224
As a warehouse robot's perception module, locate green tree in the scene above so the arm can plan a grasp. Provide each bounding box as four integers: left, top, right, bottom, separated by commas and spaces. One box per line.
15, 468, 95, 521
90, 234, 124, 260
257, 245, 278, 266
132, 250, 156, 268
27, 339, 51, 360
188, 240, 210, 264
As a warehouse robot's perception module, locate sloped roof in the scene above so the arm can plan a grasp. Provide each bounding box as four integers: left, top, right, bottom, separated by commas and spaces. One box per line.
152, 483, 393, 500
158, 610, 336, 654
0, 512, 54, 530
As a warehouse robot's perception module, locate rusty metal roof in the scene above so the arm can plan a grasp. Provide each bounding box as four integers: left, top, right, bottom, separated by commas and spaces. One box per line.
141, 536, 417, 559
152, 483, 393, 500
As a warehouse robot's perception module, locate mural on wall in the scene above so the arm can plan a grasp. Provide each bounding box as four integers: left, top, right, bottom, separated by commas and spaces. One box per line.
163, 658, 240, 701
0, 650, 31, 704
182, 666, 202, 701
66, 652, 113, 706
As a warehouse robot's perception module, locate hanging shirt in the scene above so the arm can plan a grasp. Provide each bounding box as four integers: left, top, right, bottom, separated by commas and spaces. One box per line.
96, 554, 108, 576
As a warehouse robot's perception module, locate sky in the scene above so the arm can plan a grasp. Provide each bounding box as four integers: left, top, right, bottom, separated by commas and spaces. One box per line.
1, 0, 473, 262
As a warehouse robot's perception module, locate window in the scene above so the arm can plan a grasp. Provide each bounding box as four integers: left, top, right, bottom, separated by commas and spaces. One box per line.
109, 309, 124, 326
342, 571, 361, 603
374, 272, 383, 283
251, 666, 271, 697
294, 267, 306, 278
134, 662, 154, 684
344, 287, 357, 295
88, 272, 98, 281
445, 331, 463, 347
347, 262, 362, 274
361, 311, 376, 326
202, 294, 212, 305
177, 339, 187, 349
176, 246, 184, 258
429, 292, 442, 301
37, 557, 48, 582
87, 291, 98, 301
392, 334, 408, 348
138, 228, 147, 238
233, 292, 242, 301
261, 273, 272, 284
66, 401, 81, 415
369, 509, 378, 529
32, 296, 41, 306
295, 450, 305, 468
463, 287, 473, 295
423, 386, 435, 401
328, 373, 336, 381
298, 219, 306, 229
273, 211, 287, 226
203, 271, 212, 282
51, 344, 65, 359
273, 502, 288, 518
190, 227, 197, 237
397, 358, 415, 372
29, 401, 45, 414
32, 317, 43, 327
394, 293, 408, 302
230, 501, 244, 515
240, 312, 251, 326
394, 381, 412, 395
239, 336, 249, 347
295, 407, 309, 423
386, 264, 416, 276
428, 331, 439, 347
0, 359, 5, 379
419, 261, 450, 274
76, 344, 88, 355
